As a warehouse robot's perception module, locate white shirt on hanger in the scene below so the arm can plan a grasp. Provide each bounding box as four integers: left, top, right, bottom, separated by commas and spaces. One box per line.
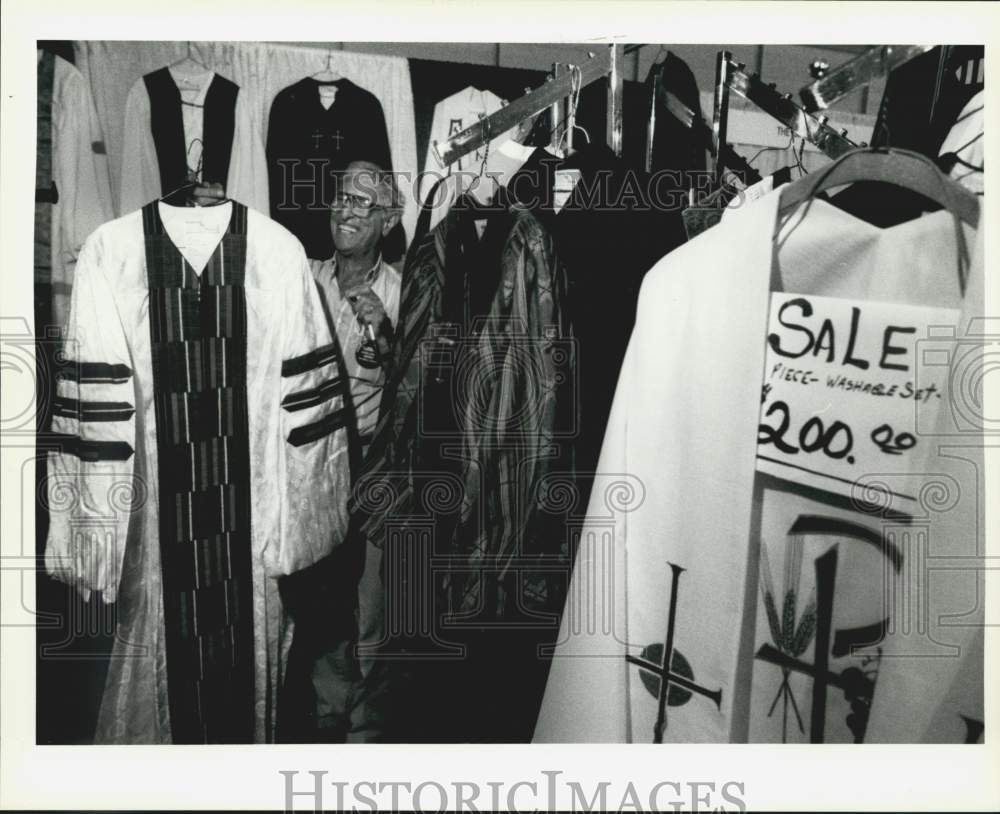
168, 64, 214, 181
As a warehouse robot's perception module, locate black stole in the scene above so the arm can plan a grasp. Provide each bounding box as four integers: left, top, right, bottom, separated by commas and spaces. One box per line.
143, 67, 238, 194
142, 200, 256, 743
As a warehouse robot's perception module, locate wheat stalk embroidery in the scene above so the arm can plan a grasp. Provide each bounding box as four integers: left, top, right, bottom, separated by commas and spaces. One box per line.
759, 538, 817, 742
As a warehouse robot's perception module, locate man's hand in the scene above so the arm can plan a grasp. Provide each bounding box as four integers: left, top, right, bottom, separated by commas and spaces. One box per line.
343, 285, 393, 358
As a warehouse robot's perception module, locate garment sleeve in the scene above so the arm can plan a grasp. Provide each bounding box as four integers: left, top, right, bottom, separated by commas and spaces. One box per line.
54, 67, 114, 265
268, 245, 352, 576
119, 79, 161, 215
226, 88, 269, 214
50, 64, 115, 330
45, 233, 137, 603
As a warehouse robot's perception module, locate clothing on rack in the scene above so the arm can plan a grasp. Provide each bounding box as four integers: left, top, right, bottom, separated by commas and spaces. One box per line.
74, 42, 419, 242
351, 191, 573, 741
417, 86, 507, 208
831, 45, 984, 226
267, 77, 393, 260
533, 176, 982, 743
44, 200, 352, 743
646, 51, 707, 185
119, 67, 268, 215
504, 144, 685, 495
938, 89, 983, 194
35, 51, 115, 334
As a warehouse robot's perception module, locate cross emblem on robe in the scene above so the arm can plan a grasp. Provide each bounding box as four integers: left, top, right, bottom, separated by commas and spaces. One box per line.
755, 517, 900, 744
310, 129, 345, 151
626, 562, 723, 743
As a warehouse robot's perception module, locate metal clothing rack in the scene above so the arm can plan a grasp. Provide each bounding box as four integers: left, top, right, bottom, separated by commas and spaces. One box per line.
431, 44, 624, 168
799, 45, 934, 112
645, 58, 762, 186
711, 51, 860, 180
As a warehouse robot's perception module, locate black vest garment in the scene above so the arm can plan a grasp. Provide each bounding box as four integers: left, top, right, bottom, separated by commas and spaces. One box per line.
143, 67, 238, 196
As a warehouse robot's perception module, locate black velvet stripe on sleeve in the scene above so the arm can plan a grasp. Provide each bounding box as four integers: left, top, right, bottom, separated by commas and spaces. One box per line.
52, 396, 135, 423
281, 343, 338, 378
281, 376, 343, 413
286, 409, 347, 447
58, 361, 133, 384
50, 432, 135, 462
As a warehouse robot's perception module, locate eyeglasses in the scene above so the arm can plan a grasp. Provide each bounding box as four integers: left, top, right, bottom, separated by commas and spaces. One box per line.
330, 192, 385, 218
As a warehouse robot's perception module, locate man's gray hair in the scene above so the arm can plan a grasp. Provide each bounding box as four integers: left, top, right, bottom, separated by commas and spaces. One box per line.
342, 160, 405, 212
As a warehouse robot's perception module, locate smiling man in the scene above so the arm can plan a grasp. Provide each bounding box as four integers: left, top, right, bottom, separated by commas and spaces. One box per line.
311, 160, 403, 448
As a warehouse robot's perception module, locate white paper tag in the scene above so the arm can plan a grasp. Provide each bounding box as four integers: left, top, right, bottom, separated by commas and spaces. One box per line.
756, 292, 960, 505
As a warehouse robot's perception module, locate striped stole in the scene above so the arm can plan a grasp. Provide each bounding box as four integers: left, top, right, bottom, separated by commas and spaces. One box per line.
142, 201, 255, 743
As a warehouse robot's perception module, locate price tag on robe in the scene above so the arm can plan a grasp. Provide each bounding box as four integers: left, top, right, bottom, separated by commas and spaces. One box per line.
756, 293, 960, 505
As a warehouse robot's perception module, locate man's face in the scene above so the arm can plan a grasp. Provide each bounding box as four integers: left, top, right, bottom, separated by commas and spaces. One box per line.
330, 170, 397, 257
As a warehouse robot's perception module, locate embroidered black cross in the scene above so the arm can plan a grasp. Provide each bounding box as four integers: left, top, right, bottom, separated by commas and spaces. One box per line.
626, 563, 723, 743
311, 129, 324, 150
330, 130, 344, 151
756, 517, 900, 743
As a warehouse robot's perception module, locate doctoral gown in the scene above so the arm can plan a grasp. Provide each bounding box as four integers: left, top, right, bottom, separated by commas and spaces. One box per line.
45, 200, 352, 743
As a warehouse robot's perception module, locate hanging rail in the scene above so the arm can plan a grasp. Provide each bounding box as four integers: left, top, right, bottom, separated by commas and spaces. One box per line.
799, 45, 934, 112
646, 62, 762, 185
723, 57, 859, 161
432, 44, 622, 168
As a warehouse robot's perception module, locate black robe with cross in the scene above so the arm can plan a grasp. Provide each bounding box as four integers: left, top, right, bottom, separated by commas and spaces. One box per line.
266, 77, 393, 260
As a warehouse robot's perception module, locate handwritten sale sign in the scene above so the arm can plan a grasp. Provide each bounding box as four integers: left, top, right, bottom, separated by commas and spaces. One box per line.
756, 293, 959, 504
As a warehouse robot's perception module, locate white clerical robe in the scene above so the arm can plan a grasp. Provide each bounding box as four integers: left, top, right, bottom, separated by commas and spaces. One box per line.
119, 69, 268, 215
418, 86, 506, 207
43, 54, 115, 331
45, 201, 351, 743
533, 189, 983, 743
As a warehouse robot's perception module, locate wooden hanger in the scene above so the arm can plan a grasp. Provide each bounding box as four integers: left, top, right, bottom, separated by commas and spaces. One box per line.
778, 146, 979, 227
778, 146, 980, 293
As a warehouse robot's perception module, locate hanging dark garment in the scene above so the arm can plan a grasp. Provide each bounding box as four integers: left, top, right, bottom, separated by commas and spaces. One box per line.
353, 194, 573, 742
646, 51, 708, 186
143, 67, 238, 194
142, 201, 256, 744
832, 45, 985, 227
505, 145, 684, 508
266, 77, 393, 260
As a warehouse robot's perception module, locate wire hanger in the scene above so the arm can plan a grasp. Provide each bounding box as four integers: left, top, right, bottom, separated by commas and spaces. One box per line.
311, 49, 342, 82
552, 64, 591, 156
160, 180, 199, 206
170, 42, 210, 79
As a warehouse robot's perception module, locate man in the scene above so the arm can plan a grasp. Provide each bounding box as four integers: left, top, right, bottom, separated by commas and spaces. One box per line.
286, 161, 403, 743
310, 160, 402, 454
